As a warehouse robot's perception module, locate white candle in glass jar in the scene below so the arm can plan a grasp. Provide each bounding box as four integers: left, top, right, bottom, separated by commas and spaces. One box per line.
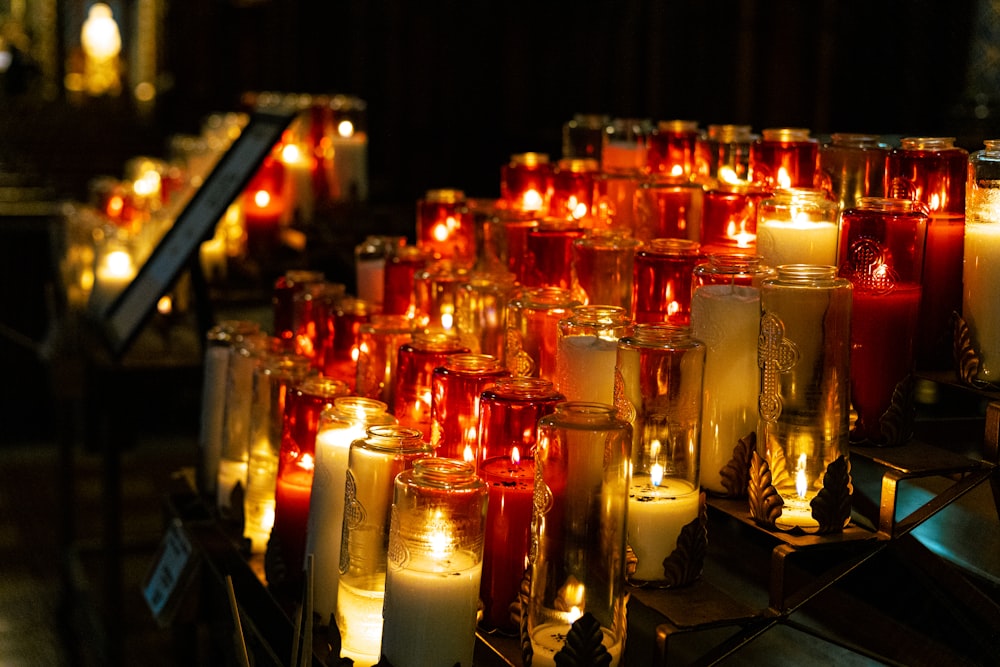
756, 218, 838, 267
337, 574, 385, 667
627, 476, 700, 582
530, 620, 623, 667
963, 221, 1000, 383
690, 284, 761, 494
381, 552, 483, 667
307, 421, 367, 624
556, 334, 619, 404
331, 132, 368, 201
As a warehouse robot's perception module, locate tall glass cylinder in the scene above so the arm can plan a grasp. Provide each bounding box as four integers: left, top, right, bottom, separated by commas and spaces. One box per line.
522, 218, 586, 290
692, 255, 773, 496
269, 376, 351, 591
354, 235, 406, 308
549, 158, 599, 222
556, 305, 630, 405
572, 232, 640, 313
501, 152, 553, 216
633, 179, 704, 243
354, 314, 414, 412
244, 352, 313, 554
272, 269, 325, 348
701, 123, 755, 185
505, 287, 581, 381
591, 171, 643, 236
631, 238, 702, 326
818, 133, 889, 212
382, 244, 428, 317
307, 397, 396, 626
381, 459, 488, 667
601, 118, 652, 174
481, 210, 539, 278
416, 188, 476, 267
615, 325, 706, 586
319, 295, 372, 387
412, 260, 469, 336
753, 265, 852, 533
755, 188, 840, 268
525, 403, 631, 667
886, 137, 968, 369
749, 127, 819, 189
647, 120, 700, 181
964, 140, 1000, 386
562, 113, 609, 163
839, 198, 927, 445
394, 332, 471, 435
455, 268, 518, 359
700, 182, 772, 254
430, 353, 509, 460
198, 320, 261, 501
336, 425, 433, 667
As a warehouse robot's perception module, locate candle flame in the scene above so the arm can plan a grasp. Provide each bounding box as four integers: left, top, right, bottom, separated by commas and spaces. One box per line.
440, 311, 454, 330
104, 249, 134, 278
280, 142, 302, 164
462, 443, 475, 463
156, 295, 172, 315
556, 576, 586, 622
777, 166, 792, 189
428, 510, 451, 559
106, 194, 125, 218
928, 192, 941, 212
511, 446, 521, 465
253, 189, 272, 208
432, 221, 450, 242
726, 220, 756, 247
670, 164, 684, 178
299, 453, 315, 472
795, 453, 808, 498
718, 166, 741, 185
337, 120, 355, 138
133, 171, 160, 198
651, 461, 664, 487
351, 345, 361, 362
521, 188, 544, 212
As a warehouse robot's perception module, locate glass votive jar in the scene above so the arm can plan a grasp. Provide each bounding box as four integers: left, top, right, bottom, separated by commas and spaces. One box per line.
647, 120, 701, 181
631, 238, 703, 326
556, 305, 630, 405
700, 182, 772, 254
753, 265, 853, 534
505, 287, 581, 381
269, 376, 351, 592
562, 113, 609, 163
480, 209, 539, 277
549, 157, 599, 223
336, 425, 433, 666
306, 397, 396, 626
755, 188, 839, 268
525, 402, 631, 666
633, 178, 705, 243
244, 351, 313, 554
749, 127, 820, 189
382, 244, 428, 318
839, 198, 927, 445
430, 353, 510, 461
591, 171, 644, 236
818, 133, 890, 212
572, 231, 640, 313
355, 235, 406, 307
963, 140, 1000, 387
522, 217, 586, 290
455, 268, 518, 360
394, 332, 471, 435
272, 269, 326, 348
319, 295, 372, 387
412, 260, 470, 336
381, 458, 488, 667
501, 152, 553, 215
601, 118, 652, 174
700, 123, 755, 185
615, 324, 706, 586
354, 314, 415, 411
416, 188, 476, 267
691, 255, 773, 496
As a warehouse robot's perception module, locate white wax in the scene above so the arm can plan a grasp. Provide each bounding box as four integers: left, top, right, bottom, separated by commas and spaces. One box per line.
381, 554, 483, 667
243, 450, 277, 553
198, 345, 230, 497
332, 134, 369, 201
690, 284, 761, 493
627, 477, 700, 582
529, 621, 623, 667
307, 423, 366, 623
556, 335, 619, 404
337, 576, 385, 667
285, 159, 315, 223
963, 222, 1000, 382
774, 495, 818, 532
756, 219, 838, 267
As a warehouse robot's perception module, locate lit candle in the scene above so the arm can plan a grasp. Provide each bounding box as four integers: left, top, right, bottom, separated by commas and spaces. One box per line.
774, 453, 816, 530
480, 449, 534, 632
964, 218, 1000, 383
529, 617, 623, 667
756, 217, 839, 267
627, 471, 700, 582
280, 141, 315, 223
90, 244, 136, 314
330, 122, 368, 201
555, 306, 629, 405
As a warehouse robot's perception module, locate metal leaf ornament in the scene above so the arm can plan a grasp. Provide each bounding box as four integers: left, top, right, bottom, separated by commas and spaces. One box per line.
748, 449, 784, 527
875, 374, 916, 446
953, 311, 989, 389
553, 613, 613, 667
720, 431, 757, 497
810, 455, 853, 534
660, 492, 708, 587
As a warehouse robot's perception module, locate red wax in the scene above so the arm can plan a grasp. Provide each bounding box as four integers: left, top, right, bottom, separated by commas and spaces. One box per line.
500, 155, 553, 215
416, 190, 475, 266
480, 456, 535, 632
549, 160, 597, 222
634, 180, 704, 242
382, 246, 427, 317
917, 217, 965, 368
522, 222, 584, 290
631, 239, 702, 326
749, 135, 819, 188
272, 472, 313, 572
430, 355, 509, 460
646, 122, 699, 180
850, 285, 922, 443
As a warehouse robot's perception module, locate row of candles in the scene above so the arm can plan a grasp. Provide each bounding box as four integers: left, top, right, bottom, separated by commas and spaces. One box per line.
191, 111, 1000, 666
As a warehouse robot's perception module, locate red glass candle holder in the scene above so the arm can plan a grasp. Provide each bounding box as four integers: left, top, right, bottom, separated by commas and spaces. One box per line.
430, 353, 509, 461
602, 117, 652, 174
243, 151, 288, 255
647, 120, 700, 180
700, 183, 771, 253
394, 332, 471, 435
591, 171, 644, 236
295, 281, 346, 368
455, 269, 518, 360
634, 178, 705, 242
413, 260, 470, 336
382, 244, 428, 317
355, 314, 415, 411
320, 296, 372, 387
270, 376, 351, 592
632, 238, 703, 326
500, 152, 553, 215
416, 189, 476, 267
572, 231, 640, 313
700, 124, 755, 185
549, 158, 598, 222
838, 198, 927, 445
886, 137, 968, 216
749, 127, 820, 190
505, 287, 581, 381
522, 218, 586, 290
272, 270, 326, 348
